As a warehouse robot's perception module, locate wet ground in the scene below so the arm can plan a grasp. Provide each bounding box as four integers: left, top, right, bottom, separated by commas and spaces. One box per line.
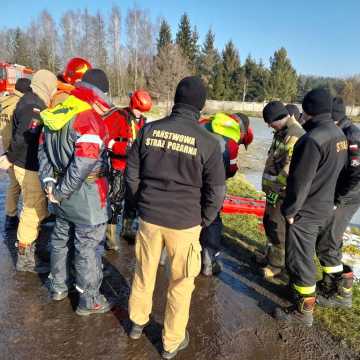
0, 175, 358, 360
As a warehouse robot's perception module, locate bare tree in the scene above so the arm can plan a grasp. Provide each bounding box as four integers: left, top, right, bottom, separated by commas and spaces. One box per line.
38, 11, 60, 72
108, 5, 122, 96
149, 43, 191, 112
60, 10, 81, 65
126, 5, 155, 90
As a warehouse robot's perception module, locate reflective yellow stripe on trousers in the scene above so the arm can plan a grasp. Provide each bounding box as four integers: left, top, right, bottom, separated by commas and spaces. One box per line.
293, 283, 316, 295
322, 264, 343, 274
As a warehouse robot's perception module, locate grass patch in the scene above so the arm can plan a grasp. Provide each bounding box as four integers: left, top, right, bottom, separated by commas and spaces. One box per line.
224, 174, 360, 354
146, 105, 165, 119
223, 173, 266, 252
343, 245, 360, 257
316, 283, 360, 353
226, 173, 264, 199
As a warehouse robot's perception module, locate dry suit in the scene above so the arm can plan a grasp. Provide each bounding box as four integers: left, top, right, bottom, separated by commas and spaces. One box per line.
104, 107, 146, 246
38, 82, 110, 309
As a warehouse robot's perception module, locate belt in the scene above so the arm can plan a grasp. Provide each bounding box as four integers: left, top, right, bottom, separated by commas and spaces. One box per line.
54, 169, 107, 181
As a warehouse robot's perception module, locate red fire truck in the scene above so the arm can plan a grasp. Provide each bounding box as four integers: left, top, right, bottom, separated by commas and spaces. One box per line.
0, 63, 33, 95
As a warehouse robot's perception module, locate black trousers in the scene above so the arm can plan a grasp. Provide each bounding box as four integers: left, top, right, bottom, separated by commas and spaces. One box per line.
286, 211, 330, 291
317, 203, 359, 269
200, 213, 222, 260
263, 199, 286, 269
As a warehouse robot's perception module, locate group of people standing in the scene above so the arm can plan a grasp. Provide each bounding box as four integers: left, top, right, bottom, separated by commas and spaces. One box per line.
259, 91, 360, 327
0, 56, 359, 358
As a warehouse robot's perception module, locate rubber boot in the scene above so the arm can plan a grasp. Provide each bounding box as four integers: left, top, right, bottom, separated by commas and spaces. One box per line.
122, 218, 136, 244
106, 223, 120, 251
5, 215, 19, 231
274, 295, 316, 327
317, 266, 353, 309
254, 248, 269, 267
201, 248, 222, 276
16, 243, 50, 274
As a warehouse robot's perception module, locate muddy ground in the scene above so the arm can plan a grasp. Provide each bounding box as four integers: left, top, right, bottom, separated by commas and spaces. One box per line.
0, 176, 358, 360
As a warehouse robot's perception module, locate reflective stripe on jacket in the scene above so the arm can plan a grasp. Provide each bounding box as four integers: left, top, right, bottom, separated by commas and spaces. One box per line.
262, 116, 305, 196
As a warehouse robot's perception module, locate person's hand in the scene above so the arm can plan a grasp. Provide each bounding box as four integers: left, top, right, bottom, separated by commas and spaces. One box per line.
0, 155, 11, 171
287, 217, 294, 225
45, 184, 59, 204
108, 139, 115, 151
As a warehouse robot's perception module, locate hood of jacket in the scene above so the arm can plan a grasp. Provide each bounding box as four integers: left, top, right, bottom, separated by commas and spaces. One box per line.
31, 70, 57, 106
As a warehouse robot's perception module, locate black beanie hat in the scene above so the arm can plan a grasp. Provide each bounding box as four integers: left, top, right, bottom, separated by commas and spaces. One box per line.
15, 78, 31, 94
302, 88, 332, 116
332, 97, 346, 122
174, 76, 207, 111
285, 104, 301, 121
263, 101, 289, 124
82, 69, 109, 93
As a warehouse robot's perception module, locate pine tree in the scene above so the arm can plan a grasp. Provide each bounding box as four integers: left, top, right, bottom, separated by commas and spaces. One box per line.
211, 63, 226, 100
266, 47, 298, 102
157, 19, 172, 53
243, 55, 269, 101
222, 40, 243, 100
198, 29, 220, 98
176, 13, 197, 67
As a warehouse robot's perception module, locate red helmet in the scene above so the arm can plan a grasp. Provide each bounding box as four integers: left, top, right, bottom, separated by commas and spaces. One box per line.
130, 90, 152, 112
63, 57, 92, 85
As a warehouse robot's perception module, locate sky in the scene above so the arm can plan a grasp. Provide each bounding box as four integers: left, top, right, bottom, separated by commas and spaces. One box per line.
1, 0, 359, 77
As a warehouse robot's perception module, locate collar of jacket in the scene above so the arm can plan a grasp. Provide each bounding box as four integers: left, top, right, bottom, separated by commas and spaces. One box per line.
337, 116, 352, 130
286, 115, 301, 129
171, 103, 201, 122
304, 113, 332, 131
71, 81, 113, 110
40, 95, 92, 131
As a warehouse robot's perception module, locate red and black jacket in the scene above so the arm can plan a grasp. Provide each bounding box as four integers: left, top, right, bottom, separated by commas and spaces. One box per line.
102, 107, 146, 172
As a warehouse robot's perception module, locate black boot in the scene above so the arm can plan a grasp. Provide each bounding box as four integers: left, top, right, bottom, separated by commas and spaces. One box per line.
5, 215, 19, 231
201, 248, 222, 276
122, 218, 136, 244
129, 321, 149, 340
105, 223, 120, 251
16, 243, 50, 274
274, 295, 316, 327
317, 266, 353, 309
162, 331, 190, 359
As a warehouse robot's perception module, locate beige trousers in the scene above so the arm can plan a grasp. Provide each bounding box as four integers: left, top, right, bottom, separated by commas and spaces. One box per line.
5, 166, 21, 217
129, 218, 202, 352
13, 165, 48, 245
